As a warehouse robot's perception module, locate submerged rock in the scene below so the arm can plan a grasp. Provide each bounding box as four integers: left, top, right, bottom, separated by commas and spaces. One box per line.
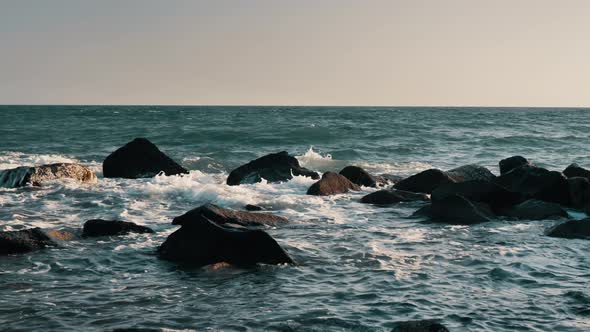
226, 151, 319, 186
499, 199, 568, 220
0, 228, 58, 255
563, 163, 590, 180
339, 166, 378, 187
82, 219, 154, 237
361, 189, 429, 205
103, 138, 188, 179
159, 213, 293, 267
499, 155, 530, 175
173, 204, 289, 228
393, 169, 456, 194
547, 218, 590, 239
306, 172, 360, 196
446, 164, 496, 182
391, 319, 449, 332
493, 165, 570, 205
0, 163, 96, 188
430, 194, 494, 225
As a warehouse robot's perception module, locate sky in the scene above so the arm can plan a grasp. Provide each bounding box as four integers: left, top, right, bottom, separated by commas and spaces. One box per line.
1, 0, 589, 106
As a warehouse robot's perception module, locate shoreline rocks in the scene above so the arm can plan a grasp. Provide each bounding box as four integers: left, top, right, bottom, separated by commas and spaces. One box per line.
82, 220, 154, 237
493, 165, 570, 206
226, 151, 319, 186
0, 163, 96, 188
307, 172, 360, 196
103, 138, 188, 179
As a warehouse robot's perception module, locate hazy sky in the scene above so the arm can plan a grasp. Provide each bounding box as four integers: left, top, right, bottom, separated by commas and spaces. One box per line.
1, 0, 589, 106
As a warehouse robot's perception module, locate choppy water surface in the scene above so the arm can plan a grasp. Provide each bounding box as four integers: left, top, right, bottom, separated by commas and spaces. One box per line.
1, 106, 590, 331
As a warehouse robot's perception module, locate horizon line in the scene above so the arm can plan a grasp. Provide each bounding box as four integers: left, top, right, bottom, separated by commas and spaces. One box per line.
1, 104, 590, 109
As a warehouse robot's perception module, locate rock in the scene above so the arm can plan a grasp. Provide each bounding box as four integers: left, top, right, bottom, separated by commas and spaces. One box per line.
158, 214, 293, 267
377, 174, 404, 186
0, 163, 96, 188
431, 180, 524, 212
339, 166, 378, 187
82, 219, 154, 237
499, 199, 568, 220
446, 164, 496, 182
361, 189, 429, 205
226, 151, 319, 186
547, 218, 590, 239
391, 319, 449, 332
306, 172, 360, 196
493, 165, 570, 205
0, 228, 58, 255
45, 229, 78, 241
412, 205, 433, 218
172, 204, 289, 228
430, 194, 494, 225
499, 155, 530, 175
393, 169, 456, 194
567, 177, 590, 209
563, 163, 590, 180
103, 138, 188, 179
244, 204, 264, 211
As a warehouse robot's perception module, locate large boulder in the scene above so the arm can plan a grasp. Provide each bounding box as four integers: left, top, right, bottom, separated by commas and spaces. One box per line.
563, 163, 590, 180
499, 156, 530, 175
173, 204, 289, 228
446, 164, 496, 182
0, 228, 58, 255
158, 214, 293, 267
393, 169, 456, 194
431, 180, 524, 212
0, 163, 96, 188
430, 194, 494, 225
391, 320, 449, 332
226, 151, 319, 186
82, 219, 154, 237
567, 177, 590, 210
499, 199, 568, 220
103, 138, 188, 179
339, 166, 378, 187
306, 172, 360, 196
547, 218, 590, 239
493, 165, 570, 206
361, 189, 429, 205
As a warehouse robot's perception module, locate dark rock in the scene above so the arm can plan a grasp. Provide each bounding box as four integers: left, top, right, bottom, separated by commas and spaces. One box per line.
499, 155, 530, 175
244, 204, 264, 211
547, 218, 590, 239
0, 163, 96, 188
103, 138, 188, 179
306, 172, 360, 196
0, 228, 57, 255
393, 169, 456, 194
226, 151, 319, 186
361, 189, 429, 205
431, 180, 524, 212
567, 177, 590, 209
499, 199, 568, 220
493, 165, 570, 205
430, 194, 494, 225
412, 205, 433, 218
377, 174, 404, 186
82, 219, 154, 237
563, 163, 590, 180
173, 204, 289, 228
339, 166, 378, 187
446, 164, 496, 182
158, 214, 293, 267
391, 319, 449, 332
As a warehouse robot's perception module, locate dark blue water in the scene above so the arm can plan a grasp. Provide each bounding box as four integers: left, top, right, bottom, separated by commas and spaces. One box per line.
1, 106, 589, 331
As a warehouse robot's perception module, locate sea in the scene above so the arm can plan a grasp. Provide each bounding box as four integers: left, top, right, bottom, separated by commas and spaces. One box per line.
0, 106, 589, 331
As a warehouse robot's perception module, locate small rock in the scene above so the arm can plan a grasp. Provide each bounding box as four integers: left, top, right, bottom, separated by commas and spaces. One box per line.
563, 163, 590, 180
173, 204, 289, 228
499, 155, 530, 175
0, 163, 96, 188
391, 319, 449, 332
307, 172, 360, 196
393, 169, 456, 194
339, 166, 378, 187
244, 204, 264, 211
82, 220, 154, 237
446, 164, 496, 182
361, 189, 429, 205
547, 218, 590, 239
0, 228, 57, 255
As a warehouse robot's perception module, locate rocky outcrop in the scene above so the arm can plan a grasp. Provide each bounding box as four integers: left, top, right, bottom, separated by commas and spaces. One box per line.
430, 194, 494, 225
563, 163, 590, 180
431, 180, 524, 212
499, 199, 568, 220
103, 138, 188, 179
361, 189, 429, 205
547, 218, 590, 239
173, 204, 289, 228
499, 155, 530, 175
0, 228, 58, 255
493, 165, 570, 205
391, 319, 449, 332
226, 151, 319, 186
0, 163, 96, 188
446, 164, 496, 182
306, 172, 360, 196
393, 169, 456, 194
339, 166, 378, 187
82, 220, 154, 237
158, 213, 293, 267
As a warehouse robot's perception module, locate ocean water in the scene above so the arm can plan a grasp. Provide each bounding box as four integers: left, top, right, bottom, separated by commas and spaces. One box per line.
1, 106, 589, 331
